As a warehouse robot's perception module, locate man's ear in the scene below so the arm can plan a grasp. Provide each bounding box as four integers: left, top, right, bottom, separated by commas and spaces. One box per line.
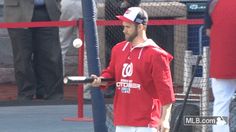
137, 24, 145, 31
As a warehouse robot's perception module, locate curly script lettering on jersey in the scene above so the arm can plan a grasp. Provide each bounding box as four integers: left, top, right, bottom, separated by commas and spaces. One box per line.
122, 63, 133, 77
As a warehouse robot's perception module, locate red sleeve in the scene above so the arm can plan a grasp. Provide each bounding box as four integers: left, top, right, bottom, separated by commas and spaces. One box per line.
151, 52, 176, 105
100, 46, 116, 89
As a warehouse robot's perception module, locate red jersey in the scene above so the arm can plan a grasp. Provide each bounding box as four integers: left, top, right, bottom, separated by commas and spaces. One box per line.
101, 39, 175, 127
210, 0, 236, 78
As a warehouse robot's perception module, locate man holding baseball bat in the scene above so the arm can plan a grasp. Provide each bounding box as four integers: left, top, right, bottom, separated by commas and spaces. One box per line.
91, 7, 175, 132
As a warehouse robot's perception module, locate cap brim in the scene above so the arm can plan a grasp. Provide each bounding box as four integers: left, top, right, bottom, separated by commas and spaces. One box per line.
116, 15, 134, 24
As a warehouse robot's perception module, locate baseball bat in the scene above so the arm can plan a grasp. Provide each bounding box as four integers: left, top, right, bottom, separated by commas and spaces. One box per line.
172, 55, 202, 132
63, 76, 115, 84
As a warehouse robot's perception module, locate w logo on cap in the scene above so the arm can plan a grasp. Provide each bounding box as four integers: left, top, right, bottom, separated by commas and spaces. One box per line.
124, 9, 131, 14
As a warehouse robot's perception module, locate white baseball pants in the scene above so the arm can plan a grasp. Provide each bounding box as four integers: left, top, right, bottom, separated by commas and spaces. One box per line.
211, 78, 236, 132
116, 126, 158, 132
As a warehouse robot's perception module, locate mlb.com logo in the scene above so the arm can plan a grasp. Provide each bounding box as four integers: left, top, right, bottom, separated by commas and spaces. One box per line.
184, 116, 228, 126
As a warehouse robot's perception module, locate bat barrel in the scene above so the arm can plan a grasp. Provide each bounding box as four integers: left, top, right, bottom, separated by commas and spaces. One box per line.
64, 76, 114, 85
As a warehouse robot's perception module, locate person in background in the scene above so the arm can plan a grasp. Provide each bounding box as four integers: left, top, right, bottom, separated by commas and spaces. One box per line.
59, 0, 93, 100
92, 7, 175, 132
4, 0, 63, 100
204, 0, 213, 37
204, 0, 236, 132
59, 0, 82, 75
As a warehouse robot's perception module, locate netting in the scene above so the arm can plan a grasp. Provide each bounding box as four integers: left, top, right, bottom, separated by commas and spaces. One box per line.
96, 1, 209, 132
92, 1, 234, 132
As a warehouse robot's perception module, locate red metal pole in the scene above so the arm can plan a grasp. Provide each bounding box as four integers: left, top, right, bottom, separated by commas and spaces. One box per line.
78, 18, 84, 118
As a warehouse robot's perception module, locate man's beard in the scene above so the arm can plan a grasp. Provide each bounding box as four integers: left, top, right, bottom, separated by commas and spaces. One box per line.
125, 30, 138, 42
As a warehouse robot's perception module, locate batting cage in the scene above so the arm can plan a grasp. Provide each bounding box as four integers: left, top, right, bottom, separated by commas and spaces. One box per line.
77, 0, 236, 132
91, 1, 209, 132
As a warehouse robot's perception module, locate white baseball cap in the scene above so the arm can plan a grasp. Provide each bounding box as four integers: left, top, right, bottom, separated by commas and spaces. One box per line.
116, 7, 148, 25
